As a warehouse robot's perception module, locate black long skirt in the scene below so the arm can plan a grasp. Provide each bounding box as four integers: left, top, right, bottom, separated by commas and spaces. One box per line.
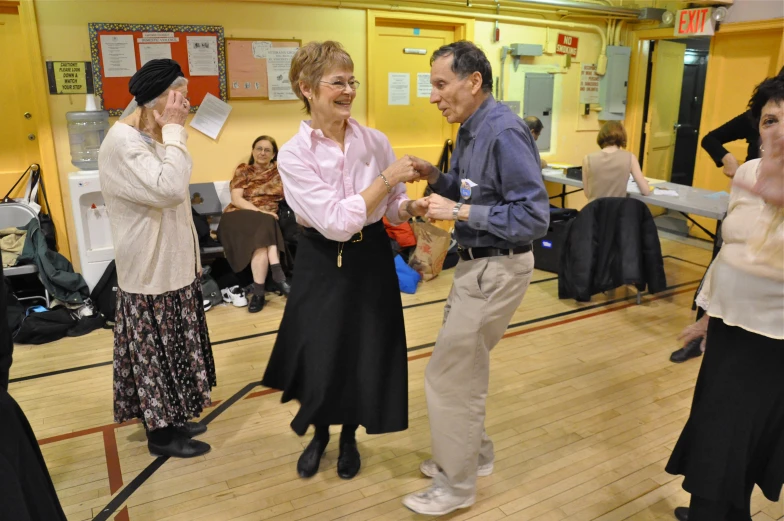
261, 220, 408, 436
666, 318, 784, 508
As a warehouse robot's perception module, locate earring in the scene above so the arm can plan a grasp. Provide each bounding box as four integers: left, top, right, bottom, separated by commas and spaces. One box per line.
308, 96, 312, 100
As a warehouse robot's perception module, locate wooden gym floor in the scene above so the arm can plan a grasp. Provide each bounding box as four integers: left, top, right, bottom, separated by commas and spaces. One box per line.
7, 237, 784, 521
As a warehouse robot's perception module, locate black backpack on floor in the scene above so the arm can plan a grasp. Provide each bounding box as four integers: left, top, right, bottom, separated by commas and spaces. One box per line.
14, 308, 76, 345
90, 261, 118, 327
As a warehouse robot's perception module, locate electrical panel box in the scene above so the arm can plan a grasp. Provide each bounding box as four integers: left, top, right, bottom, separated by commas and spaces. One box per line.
598, 46, 631, 121
510, 43, 543, 57
523, 73, 554, 152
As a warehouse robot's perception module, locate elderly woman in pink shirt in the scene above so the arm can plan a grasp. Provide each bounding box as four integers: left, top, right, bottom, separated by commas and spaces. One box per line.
261, 41, 428, 481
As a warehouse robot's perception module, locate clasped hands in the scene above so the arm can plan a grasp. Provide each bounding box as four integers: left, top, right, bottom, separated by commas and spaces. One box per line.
385, 155, 462, 221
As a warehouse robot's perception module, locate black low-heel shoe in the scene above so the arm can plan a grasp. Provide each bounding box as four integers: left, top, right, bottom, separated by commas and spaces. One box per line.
337, 441, 361, 479
248, 293, 265, 313
271, 279, 292, 297
175, 421, 207, 438
670, 337, 703, 363
148, 435, 211, 458
297, 437, 328, 478
673, 507, 689, 521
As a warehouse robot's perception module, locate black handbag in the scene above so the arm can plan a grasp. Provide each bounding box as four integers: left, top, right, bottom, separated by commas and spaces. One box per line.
277, 199, 301, 245
1, 165, 57, 251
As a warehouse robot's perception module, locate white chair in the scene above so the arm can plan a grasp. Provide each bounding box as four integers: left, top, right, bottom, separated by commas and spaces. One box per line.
0, 202, 49, 306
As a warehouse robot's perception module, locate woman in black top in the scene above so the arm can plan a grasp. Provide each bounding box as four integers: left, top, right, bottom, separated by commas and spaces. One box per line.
700, 111, 759, 178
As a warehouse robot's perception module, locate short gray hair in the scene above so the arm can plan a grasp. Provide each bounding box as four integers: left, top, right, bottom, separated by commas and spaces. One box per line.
143, 76, 189, 108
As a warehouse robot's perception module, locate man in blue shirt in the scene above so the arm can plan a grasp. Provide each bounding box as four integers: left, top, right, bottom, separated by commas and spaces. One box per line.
403, 41, 550, 515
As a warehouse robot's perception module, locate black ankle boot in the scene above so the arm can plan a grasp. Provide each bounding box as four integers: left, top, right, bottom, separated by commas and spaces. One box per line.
147, 428, 211, 458
337, 440, 361, 479
175, 421, 207, 438
297, 436, 328, 478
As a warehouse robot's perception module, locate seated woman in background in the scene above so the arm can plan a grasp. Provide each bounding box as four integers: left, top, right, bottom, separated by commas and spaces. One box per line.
583, 121, 651, 202
217, 135, 290, 313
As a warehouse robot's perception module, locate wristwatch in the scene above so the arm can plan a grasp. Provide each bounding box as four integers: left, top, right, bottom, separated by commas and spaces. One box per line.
452, 202, 464, 221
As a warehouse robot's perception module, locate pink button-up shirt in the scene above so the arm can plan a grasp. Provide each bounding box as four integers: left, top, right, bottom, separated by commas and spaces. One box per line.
277, 119, 409, 242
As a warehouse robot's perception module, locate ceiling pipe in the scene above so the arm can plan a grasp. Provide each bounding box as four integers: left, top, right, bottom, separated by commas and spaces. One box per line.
395, 0, 639, 20
245, 0, 612, 72
507, 0, 639, 17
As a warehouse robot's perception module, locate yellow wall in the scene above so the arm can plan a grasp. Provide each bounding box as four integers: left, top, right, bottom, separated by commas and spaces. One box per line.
35, 1, 367, 266
475, 20, 605, 208
33, 1, 611, 266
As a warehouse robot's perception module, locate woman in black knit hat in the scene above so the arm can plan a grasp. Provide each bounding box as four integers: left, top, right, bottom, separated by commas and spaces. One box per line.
98, 59, 216, 458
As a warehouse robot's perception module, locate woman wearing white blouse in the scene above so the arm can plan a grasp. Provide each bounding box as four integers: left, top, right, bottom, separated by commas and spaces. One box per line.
666, 75, 784, 521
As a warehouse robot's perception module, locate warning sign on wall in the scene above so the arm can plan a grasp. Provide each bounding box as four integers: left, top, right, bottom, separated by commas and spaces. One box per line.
580, 63, 600, 104
556, 34, 579, 57
46, 61, 94, 95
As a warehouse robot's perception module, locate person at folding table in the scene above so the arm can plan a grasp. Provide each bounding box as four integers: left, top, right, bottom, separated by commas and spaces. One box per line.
403, 40, 550, 516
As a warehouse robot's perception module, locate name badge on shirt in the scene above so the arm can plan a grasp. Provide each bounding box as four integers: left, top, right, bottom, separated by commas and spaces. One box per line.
460, 179, 478, 200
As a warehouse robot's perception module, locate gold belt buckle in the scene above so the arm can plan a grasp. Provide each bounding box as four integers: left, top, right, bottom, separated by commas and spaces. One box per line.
351, 230, 363, 243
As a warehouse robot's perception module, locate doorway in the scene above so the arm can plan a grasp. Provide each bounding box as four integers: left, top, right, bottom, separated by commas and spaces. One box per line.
639, 37, 710, 186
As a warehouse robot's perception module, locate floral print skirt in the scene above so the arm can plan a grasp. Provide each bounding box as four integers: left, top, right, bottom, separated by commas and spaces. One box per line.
112, 278, 217, 431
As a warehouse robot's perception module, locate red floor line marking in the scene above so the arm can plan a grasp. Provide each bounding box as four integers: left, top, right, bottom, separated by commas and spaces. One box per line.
101, 427, 130, 521
503, 286, 698, 340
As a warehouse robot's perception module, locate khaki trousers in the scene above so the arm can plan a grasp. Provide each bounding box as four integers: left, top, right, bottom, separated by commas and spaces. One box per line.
425, 251, 534, 498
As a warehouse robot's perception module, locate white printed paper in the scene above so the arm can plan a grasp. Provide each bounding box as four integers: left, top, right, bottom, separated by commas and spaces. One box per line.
266, 47, 299, 101
138, 43, 172, 66
189, 93, 232, 140
579, 63, 601, 104
252, 41, 272, 59
417, 73, 432, 98
186, 35, 219, 76
100, 34, 137, 77
388, 73, 410, 106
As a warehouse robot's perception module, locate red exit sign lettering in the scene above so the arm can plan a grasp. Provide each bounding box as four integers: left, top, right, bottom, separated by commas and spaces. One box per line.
556, 34, 579, 57
674, 7, 715, 36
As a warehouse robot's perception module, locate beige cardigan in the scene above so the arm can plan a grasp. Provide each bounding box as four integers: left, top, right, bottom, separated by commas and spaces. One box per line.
98, 122, 200, 295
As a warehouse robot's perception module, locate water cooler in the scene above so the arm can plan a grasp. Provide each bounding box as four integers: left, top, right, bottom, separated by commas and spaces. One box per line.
66, 95, 113, 292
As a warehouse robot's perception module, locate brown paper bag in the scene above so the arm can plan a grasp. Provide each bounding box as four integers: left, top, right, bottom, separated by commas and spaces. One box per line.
408, 221, 452, 281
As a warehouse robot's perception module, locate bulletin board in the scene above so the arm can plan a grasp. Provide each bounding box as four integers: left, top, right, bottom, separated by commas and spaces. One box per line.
225, 38, 301, 100
88, 23, 228, 116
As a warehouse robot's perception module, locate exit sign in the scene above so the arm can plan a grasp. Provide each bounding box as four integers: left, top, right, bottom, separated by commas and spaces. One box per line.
674, 7, 715, 36
556, 34, 579, 57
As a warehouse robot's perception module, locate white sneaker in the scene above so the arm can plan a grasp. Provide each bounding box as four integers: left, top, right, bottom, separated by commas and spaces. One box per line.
419, 459, 494, 478
402, 486, 474, 516
221, 286, 247, 307
203, 299, 212, 312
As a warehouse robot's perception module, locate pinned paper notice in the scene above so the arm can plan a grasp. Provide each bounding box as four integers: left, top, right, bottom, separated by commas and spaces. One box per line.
139, 43, 172, 66
417, 73, 432, 98
252, 41, 272, 59
389, 73, 410, 106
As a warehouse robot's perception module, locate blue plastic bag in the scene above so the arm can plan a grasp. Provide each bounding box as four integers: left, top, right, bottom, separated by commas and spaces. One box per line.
394, 254, 421, 294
